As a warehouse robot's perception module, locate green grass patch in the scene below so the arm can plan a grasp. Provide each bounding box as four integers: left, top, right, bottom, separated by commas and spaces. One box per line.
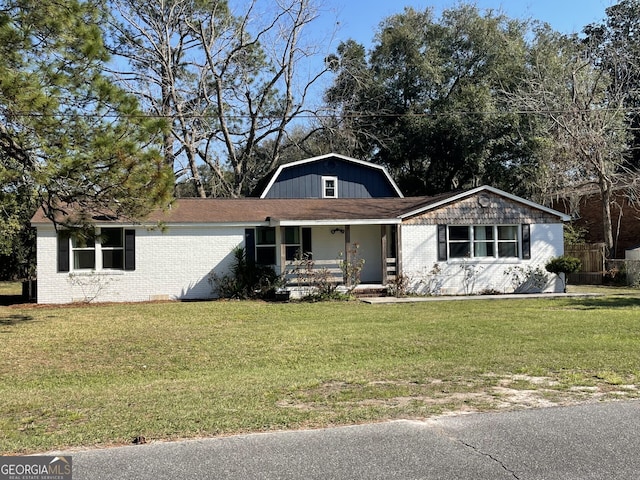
0, 282, 21, 296
2, 291, 640, 453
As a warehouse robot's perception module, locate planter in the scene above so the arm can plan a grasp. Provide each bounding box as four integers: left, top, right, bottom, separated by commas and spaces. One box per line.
274, 290, 290, 302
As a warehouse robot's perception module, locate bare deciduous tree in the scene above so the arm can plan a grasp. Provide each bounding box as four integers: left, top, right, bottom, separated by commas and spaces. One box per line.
508, 28, 631, 254
108, 0, 331, 197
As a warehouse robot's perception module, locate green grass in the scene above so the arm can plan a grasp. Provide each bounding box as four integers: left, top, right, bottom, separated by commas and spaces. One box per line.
2, 290, 640, 454
0, 281, 21, 296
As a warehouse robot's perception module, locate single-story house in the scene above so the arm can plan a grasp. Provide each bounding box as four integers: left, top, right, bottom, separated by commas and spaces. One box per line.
31, 153, 571, 303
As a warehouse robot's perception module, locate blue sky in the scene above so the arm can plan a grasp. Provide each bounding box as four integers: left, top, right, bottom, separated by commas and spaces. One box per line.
299, 0, 617, 105
319, 0, 615, 47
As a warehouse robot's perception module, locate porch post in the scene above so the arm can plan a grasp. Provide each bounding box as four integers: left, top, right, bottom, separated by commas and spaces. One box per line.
279, 227, 286, 276
396, 225, 402, 278
381, 225, 388, 285
344, 225, 351, 287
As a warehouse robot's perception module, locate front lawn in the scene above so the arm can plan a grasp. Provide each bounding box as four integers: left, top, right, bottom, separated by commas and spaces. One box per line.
2, 292, 640, 453
0, 281, 21, 296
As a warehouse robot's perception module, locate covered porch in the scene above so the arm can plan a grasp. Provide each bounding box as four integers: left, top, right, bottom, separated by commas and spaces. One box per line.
266, 222, 400, 289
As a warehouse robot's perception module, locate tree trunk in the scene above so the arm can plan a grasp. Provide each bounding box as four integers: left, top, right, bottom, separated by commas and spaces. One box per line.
600, 178, 614, 257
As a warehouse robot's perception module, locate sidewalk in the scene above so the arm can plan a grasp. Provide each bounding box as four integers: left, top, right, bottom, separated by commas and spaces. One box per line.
360, 292, 602, 304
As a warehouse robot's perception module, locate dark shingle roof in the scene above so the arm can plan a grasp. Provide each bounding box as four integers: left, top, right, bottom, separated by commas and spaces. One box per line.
31, 193, 461, 225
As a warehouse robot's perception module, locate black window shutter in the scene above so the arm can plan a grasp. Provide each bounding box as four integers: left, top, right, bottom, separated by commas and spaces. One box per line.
302, 227, 312, 258
57, 231, 70, 272
437, 224, 448, 261
245, 228, 256, 263
522, 224, 531, 260
124, 229, 136, 270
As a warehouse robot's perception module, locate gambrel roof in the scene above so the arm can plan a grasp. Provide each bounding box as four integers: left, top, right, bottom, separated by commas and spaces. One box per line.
255, 153, 404, 199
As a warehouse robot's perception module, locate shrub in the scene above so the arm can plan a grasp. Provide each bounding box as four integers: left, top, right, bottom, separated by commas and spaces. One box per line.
545, 256, 582, 293
338, 243, 365, 289
210, 247, 283, 300
387, 273, 410, 298
479, 288, 502, 295
287, 253, 342, 301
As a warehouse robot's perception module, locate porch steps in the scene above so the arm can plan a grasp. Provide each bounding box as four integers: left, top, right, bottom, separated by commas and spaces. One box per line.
352, 285, 389, 298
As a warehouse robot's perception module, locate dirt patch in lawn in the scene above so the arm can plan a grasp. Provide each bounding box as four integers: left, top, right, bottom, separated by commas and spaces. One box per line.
278, 374, 640, 418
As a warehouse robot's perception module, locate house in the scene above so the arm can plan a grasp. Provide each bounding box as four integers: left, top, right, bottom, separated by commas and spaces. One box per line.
551, 182, 640, 258
31, 153, 571, 304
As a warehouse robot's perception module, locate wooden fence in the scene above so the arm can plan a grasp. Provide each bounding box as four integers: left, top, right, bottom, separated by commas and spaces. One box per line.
565, 243, 606, 285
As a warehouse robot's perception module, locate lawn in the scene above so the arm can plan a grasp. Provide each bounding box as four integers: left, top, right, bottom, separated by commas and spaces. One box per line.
0, 281, 21, 296
1, 290, 640, 454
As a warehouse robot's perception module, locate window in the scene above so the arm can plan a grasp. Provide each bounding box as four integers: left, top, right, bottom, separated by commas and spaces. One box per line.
283, 227, 312, 261
284, 227, 301, 261
256, 227, 276, 265
497, 226, 519, 257
445, 225, 521, 259
448, 226, 471, 258
58, 228, 135, 272
322, 176, 338, 198
474, 226, 495, 257
101, 228, 124, 269
71, 231, 96, 270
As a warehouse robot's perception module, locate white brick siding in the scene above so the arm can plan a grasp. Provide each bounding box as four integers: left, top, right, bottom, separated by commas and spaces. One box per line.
36, 225, 244, 304
35, 219, 566, 304
401, 223, 565, 295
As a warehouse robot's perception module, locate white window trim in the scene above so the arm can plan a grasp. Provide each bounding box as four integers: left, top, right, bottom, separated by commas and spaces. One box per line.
70, 227, 125, 272
322, 176, 338, 198
71, 235, 96, 271
448, 224, 520, 260
100, 227, 125, 271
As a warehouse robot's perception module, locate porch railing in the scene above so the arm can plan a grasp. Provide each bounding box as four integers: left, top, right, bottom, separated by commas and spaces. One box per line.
282, 257, 399, 286
385, 257, 397, 283
283, 259, 343, 286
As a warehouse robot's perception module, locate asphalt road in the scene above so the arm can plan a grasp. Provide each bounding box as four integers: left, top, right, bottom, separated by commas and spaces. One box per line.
67, 400, 640, 480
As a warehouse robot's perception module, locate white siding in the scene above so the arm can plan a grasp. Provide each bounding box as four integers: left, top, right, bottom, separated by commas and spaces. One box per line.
401, 223, 565, 295
36, 219, 566, 303
290, 225, 382, 283
350, 225, 383, 283
36, 225, 244, 304
304, 227, 345, 267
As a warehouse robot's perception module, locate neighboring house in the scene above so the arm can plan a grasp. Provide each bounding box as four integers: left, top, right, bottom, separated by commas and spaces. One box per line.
31, 153, 570, 304
551, 183, 640, 258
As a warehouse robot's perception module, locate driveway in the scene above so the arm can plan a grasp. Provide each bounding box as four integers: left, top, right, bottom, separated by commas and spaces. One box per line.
67, 400, 640, 479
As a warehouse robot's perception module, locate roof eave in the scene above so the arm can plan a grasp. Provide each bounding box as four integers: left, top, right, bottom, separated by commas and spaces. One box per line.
399, 185, 572, 221
270, 218, 402, 226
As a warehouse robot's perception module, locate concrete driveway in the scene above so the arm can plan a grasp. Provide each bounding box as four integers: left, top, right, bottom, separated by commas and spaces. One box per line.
67, 400, 640, 479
